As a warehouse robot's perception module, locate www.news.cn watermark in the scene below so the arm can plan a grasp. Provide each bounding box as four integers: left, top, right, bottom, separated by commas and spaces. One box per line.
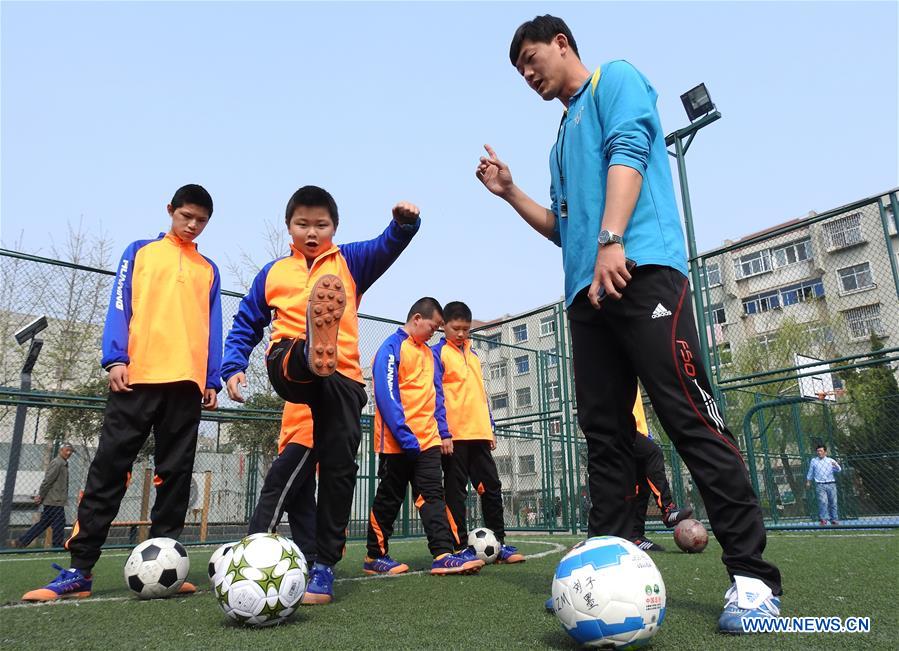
742, 617, 871, 633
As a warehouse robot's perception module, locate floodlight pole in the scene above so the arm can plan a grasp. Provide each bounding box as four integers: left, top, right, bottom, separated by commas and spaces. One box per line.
666, 110, 721, 393
0, 338, 44, 544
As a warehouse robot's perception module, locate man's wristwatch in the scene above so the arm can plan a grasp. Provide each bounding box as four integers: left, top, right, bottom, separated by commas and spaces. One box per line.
598, 230, 624, 247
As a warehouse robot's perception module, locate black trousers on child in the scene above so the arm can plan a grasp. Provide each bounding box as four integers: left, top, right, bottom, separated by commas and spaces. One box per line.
568, 265, 782, 594
266, 338, 367, 567
19, 505, 66, 547
247, 442, 317, 562
367, 448, 454, 559
441, 440, 506, 546
631, 434, 674, 539
66, 382, 201, 572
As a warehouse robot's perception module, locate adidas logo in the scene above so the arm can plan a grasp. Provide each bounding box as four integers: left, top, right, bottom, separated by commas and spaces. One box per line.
651, 303, 672, 319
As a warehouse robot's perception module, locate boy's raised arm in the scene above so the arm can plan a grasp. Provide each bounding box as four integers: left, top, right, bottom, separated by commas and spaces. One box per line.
340, 204, 421, 296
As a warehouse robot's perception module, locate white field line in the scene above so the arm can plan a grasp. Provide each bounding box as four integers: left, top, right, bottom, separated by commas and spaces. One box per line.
0, 539, 567, 610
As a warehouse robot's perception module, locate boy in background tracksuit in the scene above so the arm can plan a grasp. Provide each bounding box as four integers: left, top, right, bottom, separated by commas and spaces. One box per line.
432, 301, 524, 564
246, 402, 318, 578
222, 186, 420, 603
364, 298, 484, 576
23, 184, 222, 601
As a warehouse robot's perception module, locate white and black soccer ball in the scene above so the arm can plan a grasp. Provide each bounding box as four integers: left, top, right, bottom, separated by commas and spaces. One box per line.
468, 527, 500, 564
214, 533, 307, 627
124, 537, 190, 599
551, 536, 666, 648
208, 542, 236, 589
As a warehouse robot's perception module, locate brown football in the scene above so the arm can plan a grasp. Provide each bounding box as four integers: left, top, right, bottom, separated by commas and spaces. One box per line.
673, 518, 709, 553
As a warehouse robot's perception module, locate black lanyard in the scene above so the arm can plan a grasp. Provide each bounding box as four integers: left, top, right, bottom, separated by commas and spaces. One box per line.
555, 111, 568, 219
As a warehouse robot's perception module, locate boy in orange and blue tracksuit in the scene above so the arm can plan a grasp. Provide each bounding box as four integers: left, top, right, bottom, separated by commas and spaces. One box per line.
222, 186, 420, 603
23, 184, 222, 602
365, 298, 484, 576
432, 301, 524, 564
247, 403, 318, 573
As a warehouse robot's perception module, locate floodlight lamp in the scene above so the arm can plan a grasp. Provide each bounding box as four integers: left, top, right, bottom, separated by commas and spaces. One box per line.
680, 83, 715, 122
14, 315, 48, 345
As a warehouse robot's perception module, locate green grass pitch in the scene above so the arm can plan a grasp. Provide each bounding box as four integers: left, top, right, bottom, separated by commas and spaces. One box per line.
1, 531, 896, 649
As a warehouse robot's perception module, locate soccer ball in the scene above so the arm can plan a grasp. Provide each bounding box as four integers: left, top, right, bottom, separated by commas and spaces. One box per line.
208, 542, 235, 589
673, 519, 709, 554
468, 527, 500, 564
551, 536, 666, 649
124, 537, 190, 599
214, 533, 307, 627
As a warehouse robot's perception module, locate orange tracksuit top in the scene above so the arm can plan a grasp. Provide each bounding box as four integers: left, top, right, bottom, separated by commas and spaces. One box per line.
633, 387, 649, 437
372, 328, 448, 455
278, 402, 313, 454
222, 219, 419, 385
431, 337, 494, 442
101, 232, 222, 392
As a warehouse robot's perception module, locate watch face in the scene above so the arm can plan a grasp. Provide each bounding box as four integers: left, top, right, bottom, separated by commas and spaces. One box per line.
599, 231, 610, 245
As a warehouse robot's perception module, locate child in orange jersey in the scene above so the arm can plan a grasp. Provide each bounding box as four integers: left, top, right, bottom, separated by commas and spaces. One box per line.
23, 184, 221, 602
222, 186, 419, 603
432, 301, 524, 563
365, 298, 484, 576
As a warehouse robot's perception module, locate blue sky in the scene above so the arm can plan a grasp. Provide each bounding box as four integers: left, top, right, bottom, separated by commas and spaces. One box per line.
2, 1, 896, 321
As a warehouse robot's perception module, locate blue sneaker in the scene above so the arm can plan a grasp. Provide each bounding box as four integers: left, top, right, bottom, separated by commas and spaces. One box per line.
496, 544, 525, 564
301, 563, 334, 605
363, 555, 409, 575
431, 548, 484, 575
718, 578, 781, 634
22, 563, 92, 601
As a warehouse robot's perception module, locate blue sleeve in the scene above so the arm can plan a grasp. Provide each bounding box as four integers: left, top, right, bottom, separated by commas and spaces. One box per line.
373, 336, 420, 455
100, 241, 144, 369
204, 257, 223, 392
340, 219, 420, 296
431, 344, 450, 439
597, 60, 657, 176
221, 264, 274, 381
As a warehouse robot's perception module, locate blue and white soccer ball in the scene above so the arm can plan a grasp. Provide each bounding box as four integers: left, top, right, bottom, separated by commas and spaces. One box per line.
214, 533, 307, 627
550, 536, 666, 649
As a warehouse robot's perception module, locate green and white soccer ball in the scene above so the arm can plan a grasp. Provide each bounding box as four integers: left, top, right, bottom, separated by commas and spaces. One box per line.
213, 533, 307, 627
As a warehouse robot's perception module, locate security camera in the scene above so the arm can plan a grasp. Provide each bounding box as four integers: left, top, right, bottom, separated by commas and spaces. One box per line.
14, 316, 48, 345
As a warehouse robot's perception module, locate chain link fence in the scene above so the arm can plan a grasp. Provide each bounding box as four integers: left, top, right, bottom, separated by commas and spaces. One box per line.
2, 189, 897, 553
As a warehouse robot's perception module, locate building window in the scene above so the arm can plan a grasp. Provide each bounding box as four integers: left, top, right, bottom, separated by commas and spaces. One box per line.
703, 261, 722, 287
480, 332, 501, 350
844, 304, 885, 340
549, 418, 562, 435
514, 355, 530, 375
709, 302, 727, 325
838, 262, 875, 294
495, 456, 513, 475
552, 450, 565, 470
489, 362, 507, 381
491, 393, 508, 410
823, 213, 863, 250
512, 324, 528, 343
518, 423, 535, 434
547, 381, 560, 402
518, 454, 536, 475
757, 332, 778, 355
539, 316, 555, 337
772, 238, 812, 268
545, 353, 559, 368
779, 278, 825, 306
743, 290, 780, 315
516, 387, 532, 408
734, 249, 772, 280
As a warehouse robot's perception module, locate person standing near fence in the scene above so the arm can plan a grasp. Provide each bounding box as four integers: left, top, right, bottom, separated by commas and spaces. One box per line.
22, 184, 222, 602
475, 14, 782, 632
12, 443, 74, 549
806, 443, 841, 525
